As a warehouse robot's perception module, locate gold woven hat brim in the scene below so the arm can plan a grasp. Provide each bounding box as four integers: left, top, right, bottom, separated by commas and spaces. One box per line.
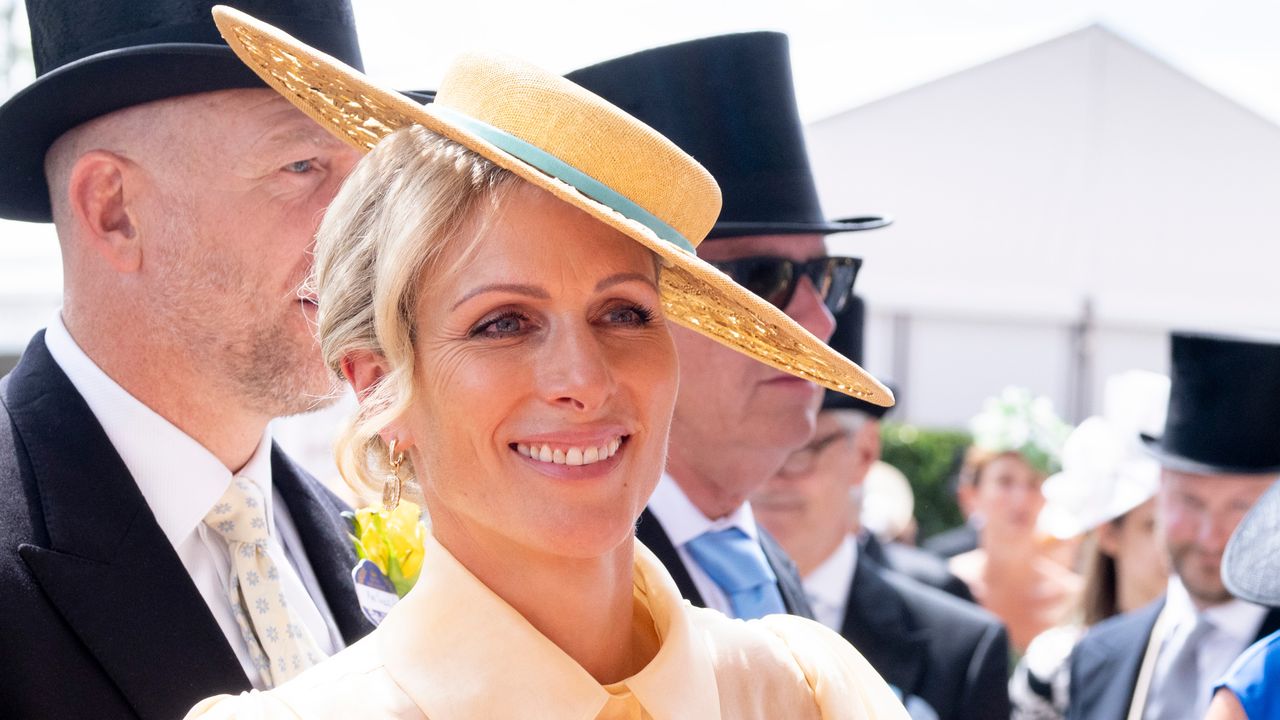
212, 6, 892, 406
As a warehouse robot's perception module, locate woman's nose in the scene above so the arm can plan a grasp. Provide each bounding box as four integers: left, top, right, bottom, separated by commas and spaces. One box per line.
538, 322, 615, 412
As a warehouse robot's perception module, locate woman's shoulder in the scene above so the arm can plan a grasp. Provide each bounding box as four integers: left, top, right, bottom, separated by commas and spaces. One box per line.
1220, 628, 1280, 716
183, 636, 426, 720
685, 606, 909, 720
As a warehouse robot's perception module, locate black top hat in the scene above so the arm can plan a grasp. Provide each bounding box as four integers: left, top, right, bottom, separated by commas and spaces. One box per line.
567, 33, 889, 240
0, 0, 366, 223
1142, 331, 1280, 475
823, 294, 893, 418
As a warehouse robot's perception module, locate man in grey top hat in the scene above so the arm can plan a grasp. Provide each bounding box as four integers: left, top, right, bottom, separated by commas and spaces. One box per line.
0, 2, 384, 717
1067, 332, 1280, 720
569, 33, 890, 621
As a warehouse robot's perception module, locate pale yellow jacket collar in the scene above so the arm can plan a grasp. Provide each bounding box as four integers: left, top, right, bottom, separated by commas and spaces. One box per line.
377, 534, 722, 720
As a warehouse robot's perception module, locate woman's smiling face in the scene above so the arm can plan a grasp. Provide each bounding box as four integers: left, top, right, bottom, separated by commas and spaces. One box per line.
401, 182, 678, 560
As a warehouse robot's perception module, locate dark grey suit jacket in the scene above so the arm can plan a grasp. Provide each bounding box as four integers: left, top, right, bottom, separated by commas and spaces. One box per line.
634, 507, 814, 618
862, 533, 975, 602
922, 522, 979, 559
842, 553, 1011, 720
0, 333, 373, 719
1067, 597, 1280, 720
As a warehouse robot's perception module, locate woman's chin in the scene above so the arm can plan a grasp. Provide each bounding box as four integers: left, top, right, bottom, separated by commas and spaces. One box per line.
523, 509, 644, 560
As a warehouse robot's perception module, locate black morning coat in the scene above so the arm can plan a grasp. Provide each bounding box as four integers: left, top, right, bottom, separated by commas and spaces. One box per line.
0, 332, 374, 719
1067, 596, 1280, 720
637, 507, 1012, 719
843, 552, 1012, 720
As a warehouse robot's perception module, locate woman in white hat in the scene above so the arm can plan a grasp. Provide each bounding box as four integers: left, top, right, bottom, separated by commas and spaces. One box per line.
186, 7, 906, 719
1009, 371, 1172, 720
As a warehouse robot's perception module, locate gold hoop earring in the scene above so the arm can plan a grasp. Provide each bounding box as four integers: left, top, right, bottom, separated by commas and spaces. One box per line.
383, 438, 405, 512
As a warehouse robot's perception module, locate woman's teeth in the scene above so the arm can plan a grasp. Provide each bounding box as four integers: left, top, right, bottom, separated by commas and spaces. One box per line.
516, 437, 624, 466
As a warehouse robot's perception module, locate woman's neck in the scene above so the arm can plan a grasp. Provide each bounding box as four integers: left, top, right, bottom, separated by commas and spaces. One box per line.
980, 527, 1038, 567
432, 519, 651, 684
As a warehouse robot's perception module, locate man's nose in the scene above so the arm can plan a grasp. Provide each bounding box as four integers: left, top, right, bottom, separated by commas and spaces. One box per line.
783, 274, 836, 342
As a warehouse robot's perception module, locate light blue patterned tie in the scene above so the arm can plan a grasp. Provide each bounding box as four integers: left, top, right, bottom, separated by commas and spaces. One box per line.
204, 477, 323, 688
686, 527, 787, 619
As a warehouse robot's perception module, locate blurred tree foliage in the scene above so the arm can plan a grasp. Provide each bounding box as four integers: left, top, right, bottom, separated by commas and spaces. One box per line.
880, 422, 972, 541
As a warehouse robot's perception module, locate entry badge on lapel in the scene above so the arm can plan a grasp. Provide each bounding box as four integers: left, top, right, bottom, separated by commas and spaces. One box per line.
343, 501, 427, 626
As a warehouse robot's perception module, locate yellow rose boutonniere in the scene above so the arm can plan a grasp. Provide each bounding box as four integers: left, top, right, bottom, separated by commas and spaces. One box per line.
345, 501, 426, 598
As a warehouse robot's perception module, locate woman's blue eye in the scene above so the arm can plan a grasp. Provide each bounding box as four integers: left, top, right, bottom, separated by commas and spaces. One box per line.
471, 311, 529, 338
607, 304, 655, 326
284, 159, 314, 173
492, 316, 522, 333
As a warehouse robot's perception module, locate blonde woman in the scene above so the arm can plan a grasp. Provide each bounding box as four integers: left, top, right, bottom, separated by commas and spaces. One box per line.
187, 8, 907, 719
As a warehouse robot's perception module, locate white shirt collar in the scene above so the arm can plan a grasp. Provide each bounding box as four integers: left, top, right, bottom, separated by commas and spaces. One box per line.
1163, 575, 1268, 642
802, 534, 858, 632
43, 313, 275, 548
648, 472, 758, 548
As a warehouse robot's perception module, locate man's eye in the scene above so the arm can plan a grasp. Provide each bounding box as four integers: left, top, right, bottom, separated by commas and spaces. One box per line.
284, 159, 314, 173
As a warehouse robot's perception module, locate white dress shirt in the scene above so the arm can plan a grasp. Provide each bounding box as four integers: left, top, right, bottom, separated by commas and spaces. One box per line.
45, 314, 343, 689
1141, 575, 1268, 720
647, 472, 771, 617
803, 534, 858, 633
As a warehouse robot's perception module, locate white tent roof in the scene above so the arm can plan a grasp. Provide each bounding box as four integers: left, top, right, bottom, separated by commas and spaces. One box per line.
811, 24, 1280, 336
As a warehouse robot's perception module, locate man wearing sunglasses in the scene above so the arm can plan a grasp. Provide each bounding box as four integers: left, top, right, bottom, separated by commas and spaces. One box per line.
570, 33, 888, 621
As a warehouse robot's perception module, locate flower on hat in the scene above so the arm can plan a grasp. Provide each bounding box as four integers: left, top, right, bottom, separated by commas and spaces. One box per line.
345, 501, 426, 598
969, 387, 1071, 475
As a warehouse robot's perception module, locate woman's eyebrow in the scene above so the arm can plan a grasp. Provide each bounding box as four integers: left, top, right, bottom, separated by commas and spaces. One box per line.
595, 272, 658, 292
450, 283, 550, 310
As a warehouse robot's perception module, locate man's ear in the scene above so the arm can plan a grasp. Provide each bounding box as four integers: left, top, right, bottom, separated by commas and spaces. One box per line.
66, 150, 142, 273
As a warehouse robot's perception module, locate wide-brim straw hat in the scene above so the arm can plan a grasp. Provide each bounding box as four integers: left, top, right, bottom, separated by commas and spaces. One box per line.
211, 6, 893, 404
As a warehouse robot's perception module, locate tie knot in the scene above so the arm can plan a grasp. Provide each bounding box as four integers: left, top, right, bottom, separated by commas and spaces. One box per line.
204, 477, 270, 547
685, 526, 778, 594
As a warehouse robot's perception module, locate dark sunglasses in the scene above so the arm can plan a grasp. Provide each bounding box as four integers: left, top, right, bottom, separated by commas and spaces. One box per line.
709, 255, 862, 314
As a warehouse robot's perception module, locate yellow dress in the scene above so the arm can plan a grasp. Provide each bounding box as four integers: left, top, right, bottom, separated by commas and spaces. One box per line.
186, 536, 908, 719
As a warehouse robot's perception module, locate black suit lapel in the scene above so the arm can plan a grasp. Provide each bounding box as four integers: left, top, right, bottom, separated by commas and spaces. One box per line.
7, 334, 247, 720
270, 448, 372, 645
635, 508, 706, 607
1070, 598, 1164, 720
758, 527, 814, 619
840, 555, 928, 696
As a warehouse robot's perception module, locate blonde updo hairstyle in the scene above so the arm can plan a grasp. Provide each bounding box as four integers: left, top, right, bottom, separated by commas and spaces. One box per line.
311, 125, 519, 502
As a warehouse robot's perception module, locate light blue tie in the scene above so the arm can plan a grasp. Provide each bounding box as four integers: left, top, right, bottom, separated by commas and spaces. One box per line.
685, 527, 788, 619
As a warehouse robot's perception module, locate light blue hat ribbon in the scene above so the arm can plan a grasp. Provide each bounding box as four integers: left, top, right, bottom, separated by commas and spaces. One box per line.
430, 105, 696, 254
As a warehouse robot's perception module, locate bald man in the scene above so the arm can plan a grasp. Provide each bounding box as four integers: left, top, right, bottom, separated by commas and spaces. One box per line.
0, 2, 380, 717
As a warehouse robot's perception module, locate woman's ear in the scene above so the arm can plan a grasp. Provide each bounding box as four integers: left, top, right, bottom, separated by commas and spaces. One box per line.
341, 350, 389, 399
342, 350, 413, 451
